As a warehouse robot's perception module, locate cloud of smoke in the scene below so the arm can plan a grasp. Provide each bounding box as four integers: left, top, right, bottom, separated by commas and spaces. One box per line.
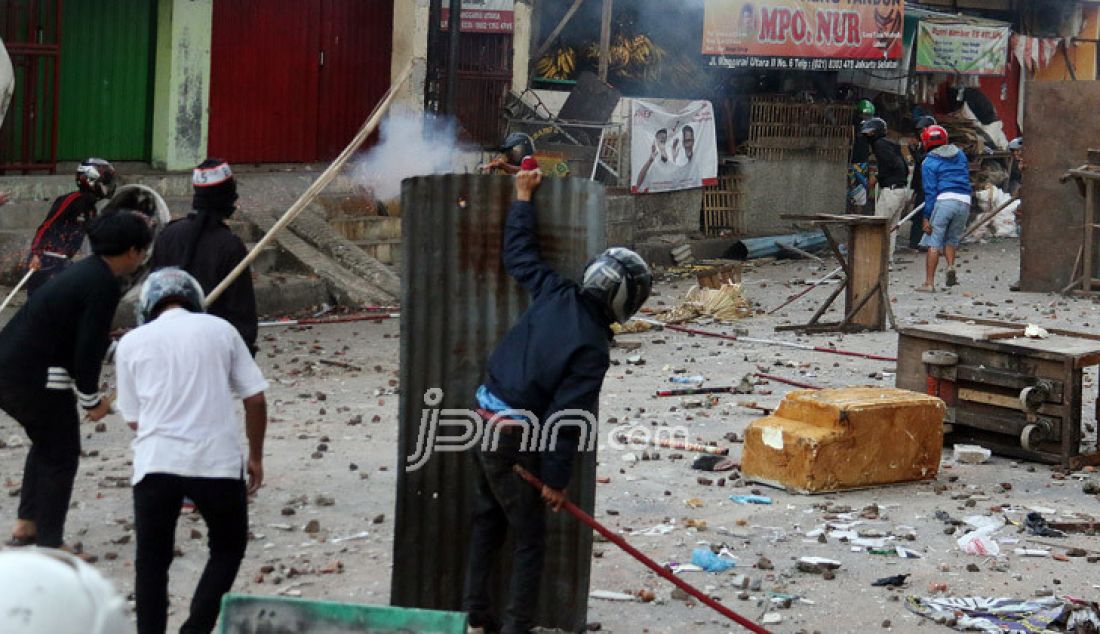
350, 109, 474, 201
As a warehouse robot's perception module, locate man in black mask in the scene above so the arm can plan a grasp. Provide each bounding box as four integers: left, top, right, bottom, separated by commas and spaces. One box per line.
151, 159, 258, 355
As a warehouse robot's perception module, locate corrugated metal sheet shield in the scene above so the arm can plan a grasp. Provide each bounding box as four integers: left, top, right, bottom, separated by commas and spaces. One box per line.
393, 175, 605, 631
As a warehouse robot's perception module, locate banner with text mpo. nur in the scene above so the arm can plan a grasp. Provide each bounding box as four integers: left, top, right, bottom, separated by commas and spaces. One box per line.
702, 0, 904, 71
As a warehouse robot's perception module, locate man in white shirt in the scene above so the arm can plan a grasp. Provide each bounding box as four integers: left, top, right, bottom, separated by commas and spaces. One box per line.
115, 268, 268, 634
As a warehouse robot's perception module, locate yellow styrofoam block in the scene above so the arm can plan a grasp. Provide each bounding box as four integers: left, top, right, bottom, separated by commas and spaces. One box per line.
742, 387, 945, 493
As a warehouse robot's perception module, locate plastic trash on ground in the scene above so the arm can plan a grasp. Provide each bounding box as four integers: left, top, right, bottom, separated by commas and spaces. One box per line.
730, 494, 773, 505
956, 516, 1004, 556
691, 547, 737, 573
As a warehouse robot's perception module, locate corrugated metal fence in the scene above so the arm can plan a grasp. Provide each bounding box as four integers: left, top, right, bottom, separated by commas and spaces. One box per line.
393, 175, 605, 631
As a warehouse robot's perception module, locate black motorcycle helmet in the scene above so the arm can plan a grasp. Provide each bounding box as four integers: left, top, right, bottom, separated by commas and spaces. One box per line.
859, 117, 887, 138
498, 132, 535, 166
914, 115, 937, 132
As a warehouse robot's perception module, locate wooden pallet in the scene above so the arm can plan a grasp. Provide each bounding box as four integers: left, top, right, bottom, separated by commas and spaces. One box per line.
703, 173, 744, 237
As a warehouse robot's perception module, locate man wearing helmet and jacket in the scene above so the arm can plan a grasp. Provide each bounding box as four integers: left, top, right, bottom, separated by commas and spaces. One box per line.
861, 116, 909, 259
480, 132, 536, 175
115, 267, 268, 634
463, 169, 652, 634
918, 125, 972, 291
848, 98, 875, 213
25, 158, 117, 295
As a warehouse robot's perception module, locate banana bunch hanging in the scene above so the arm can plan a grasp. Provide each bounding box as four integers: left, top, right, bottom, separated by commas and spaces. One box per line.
535, 46, 578, 80
586, 34, 666, 81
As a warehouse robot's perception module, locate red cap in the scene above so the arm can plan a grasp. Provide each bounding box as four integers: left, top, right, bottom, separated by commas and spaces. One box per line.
520, 156, 539, 171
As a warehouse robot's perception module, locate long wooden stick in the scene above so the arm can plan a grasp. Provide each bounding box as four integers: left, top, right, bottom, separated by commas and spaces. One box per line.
512, 465, 773, 634
204, 64, 413, 307
0, 268, 34, 314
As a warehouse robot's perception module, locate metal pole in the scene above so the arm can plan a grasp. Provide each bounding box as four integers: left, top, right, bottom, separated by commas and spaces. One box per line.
425, 0, 442, 112
445, 0, 461, 116
636, 318, 898, 362
598, 0, 613, 81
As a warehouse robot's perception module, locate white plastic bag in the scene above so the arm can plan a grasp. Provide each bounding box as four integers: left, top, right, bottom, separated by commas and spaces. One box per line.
956, 516, 1004, 556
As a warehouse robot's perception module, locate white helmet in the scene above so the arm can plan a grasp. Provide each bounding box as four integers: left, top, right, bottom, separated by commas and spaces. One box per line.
0, 548, 129, 634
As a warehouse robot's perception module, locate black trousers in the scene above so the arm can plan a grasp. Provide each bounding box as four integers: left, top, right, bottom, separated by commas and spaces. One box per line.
134, 473, 248, 634
462, 434, 545, 634
0, 380, 80, 547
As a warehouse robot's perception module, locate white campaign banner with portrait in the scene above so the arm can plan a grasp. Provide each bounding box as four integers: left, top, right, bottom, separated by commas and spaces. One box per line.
630, 99, 718, 194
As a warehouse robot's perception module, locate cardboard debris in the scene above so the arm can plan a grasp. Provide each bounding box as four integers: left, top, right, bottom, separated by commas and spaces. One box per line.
612, 320, 654, 334
656, 285, 753, 324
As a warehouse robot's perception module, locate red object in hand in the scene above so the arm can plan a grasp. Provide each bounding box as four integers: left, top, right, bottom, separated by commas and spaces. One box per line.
520, 155, 539, 171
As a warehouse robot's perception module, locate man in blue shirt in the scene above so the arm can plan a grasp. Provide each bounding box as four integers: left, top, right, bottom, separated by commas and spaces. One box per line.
918, 125, 972, 291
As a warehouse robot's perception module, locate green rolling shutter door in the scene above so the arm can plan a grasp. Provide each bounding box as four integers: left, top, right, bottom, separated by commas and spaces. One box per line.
57, 0, 155, 160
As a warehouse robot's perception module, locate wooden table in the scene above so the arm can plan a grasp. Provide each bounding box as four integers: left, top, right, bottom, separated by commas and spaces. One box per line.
1060, 164, 1100, 294
896, 313, 1100, 468
777, 214, 892, 333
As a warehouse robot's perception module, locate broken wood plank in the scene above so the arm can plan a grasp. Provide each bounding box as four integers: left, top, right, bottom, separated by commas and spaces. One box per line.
534, 0, 586, 58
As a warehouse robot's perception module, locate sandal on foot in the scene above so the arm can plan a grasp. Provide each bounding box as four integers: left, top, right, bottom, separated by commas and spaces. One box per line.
5, 535, 36, 547
945, 268, 958, 287
915, 285, 935, 293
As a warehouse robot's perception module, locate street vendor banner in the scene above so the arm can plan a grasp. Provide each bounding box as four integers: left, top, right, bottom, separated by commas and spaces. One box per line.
441, 0, 513, 33
702, 0, 904, 71
630, 100, 718, 194
915, 21, 1010, 76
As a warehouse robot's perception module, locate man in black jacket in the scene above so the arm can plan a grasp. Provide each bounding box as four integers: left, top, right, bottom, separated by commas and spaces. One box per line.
462, 169, 652, 634
150, 159, 258, 354
0, 210, 152, 548
861, 117, 910, 259
907, 116, 937, 250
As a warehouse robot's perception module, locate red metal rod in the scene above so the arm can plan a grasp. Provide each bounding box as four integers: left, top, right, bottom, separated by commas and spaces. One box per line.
753, 372, 823, 390
512, 465, 774, 634
812, 346, 896, 362
662, 323, 739, 342
657, 323, 897, 363
258, 312, 399, 327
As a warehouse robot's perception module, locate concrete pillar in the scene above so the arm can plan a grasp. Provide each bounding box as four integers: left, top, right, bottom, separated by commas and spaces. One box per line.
151, 0, 213, 171
391, 0, 431, 113
512, 0, 533, 92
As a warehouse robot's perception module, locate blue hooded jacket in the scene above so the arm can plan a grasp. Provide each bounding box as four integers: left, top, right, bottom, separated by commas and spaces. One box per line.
921, 144, 972, 219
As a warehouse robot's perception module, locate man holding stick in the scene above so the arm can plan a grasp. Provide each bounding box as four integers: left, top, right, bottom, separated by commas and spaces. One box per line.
918, 125, 972, 292
463, 168, 652, 633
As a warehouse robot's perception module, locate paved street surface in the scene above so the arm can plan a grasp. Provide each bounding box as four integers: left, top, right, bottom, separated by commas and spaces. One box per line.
3, 237, 1099, 633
